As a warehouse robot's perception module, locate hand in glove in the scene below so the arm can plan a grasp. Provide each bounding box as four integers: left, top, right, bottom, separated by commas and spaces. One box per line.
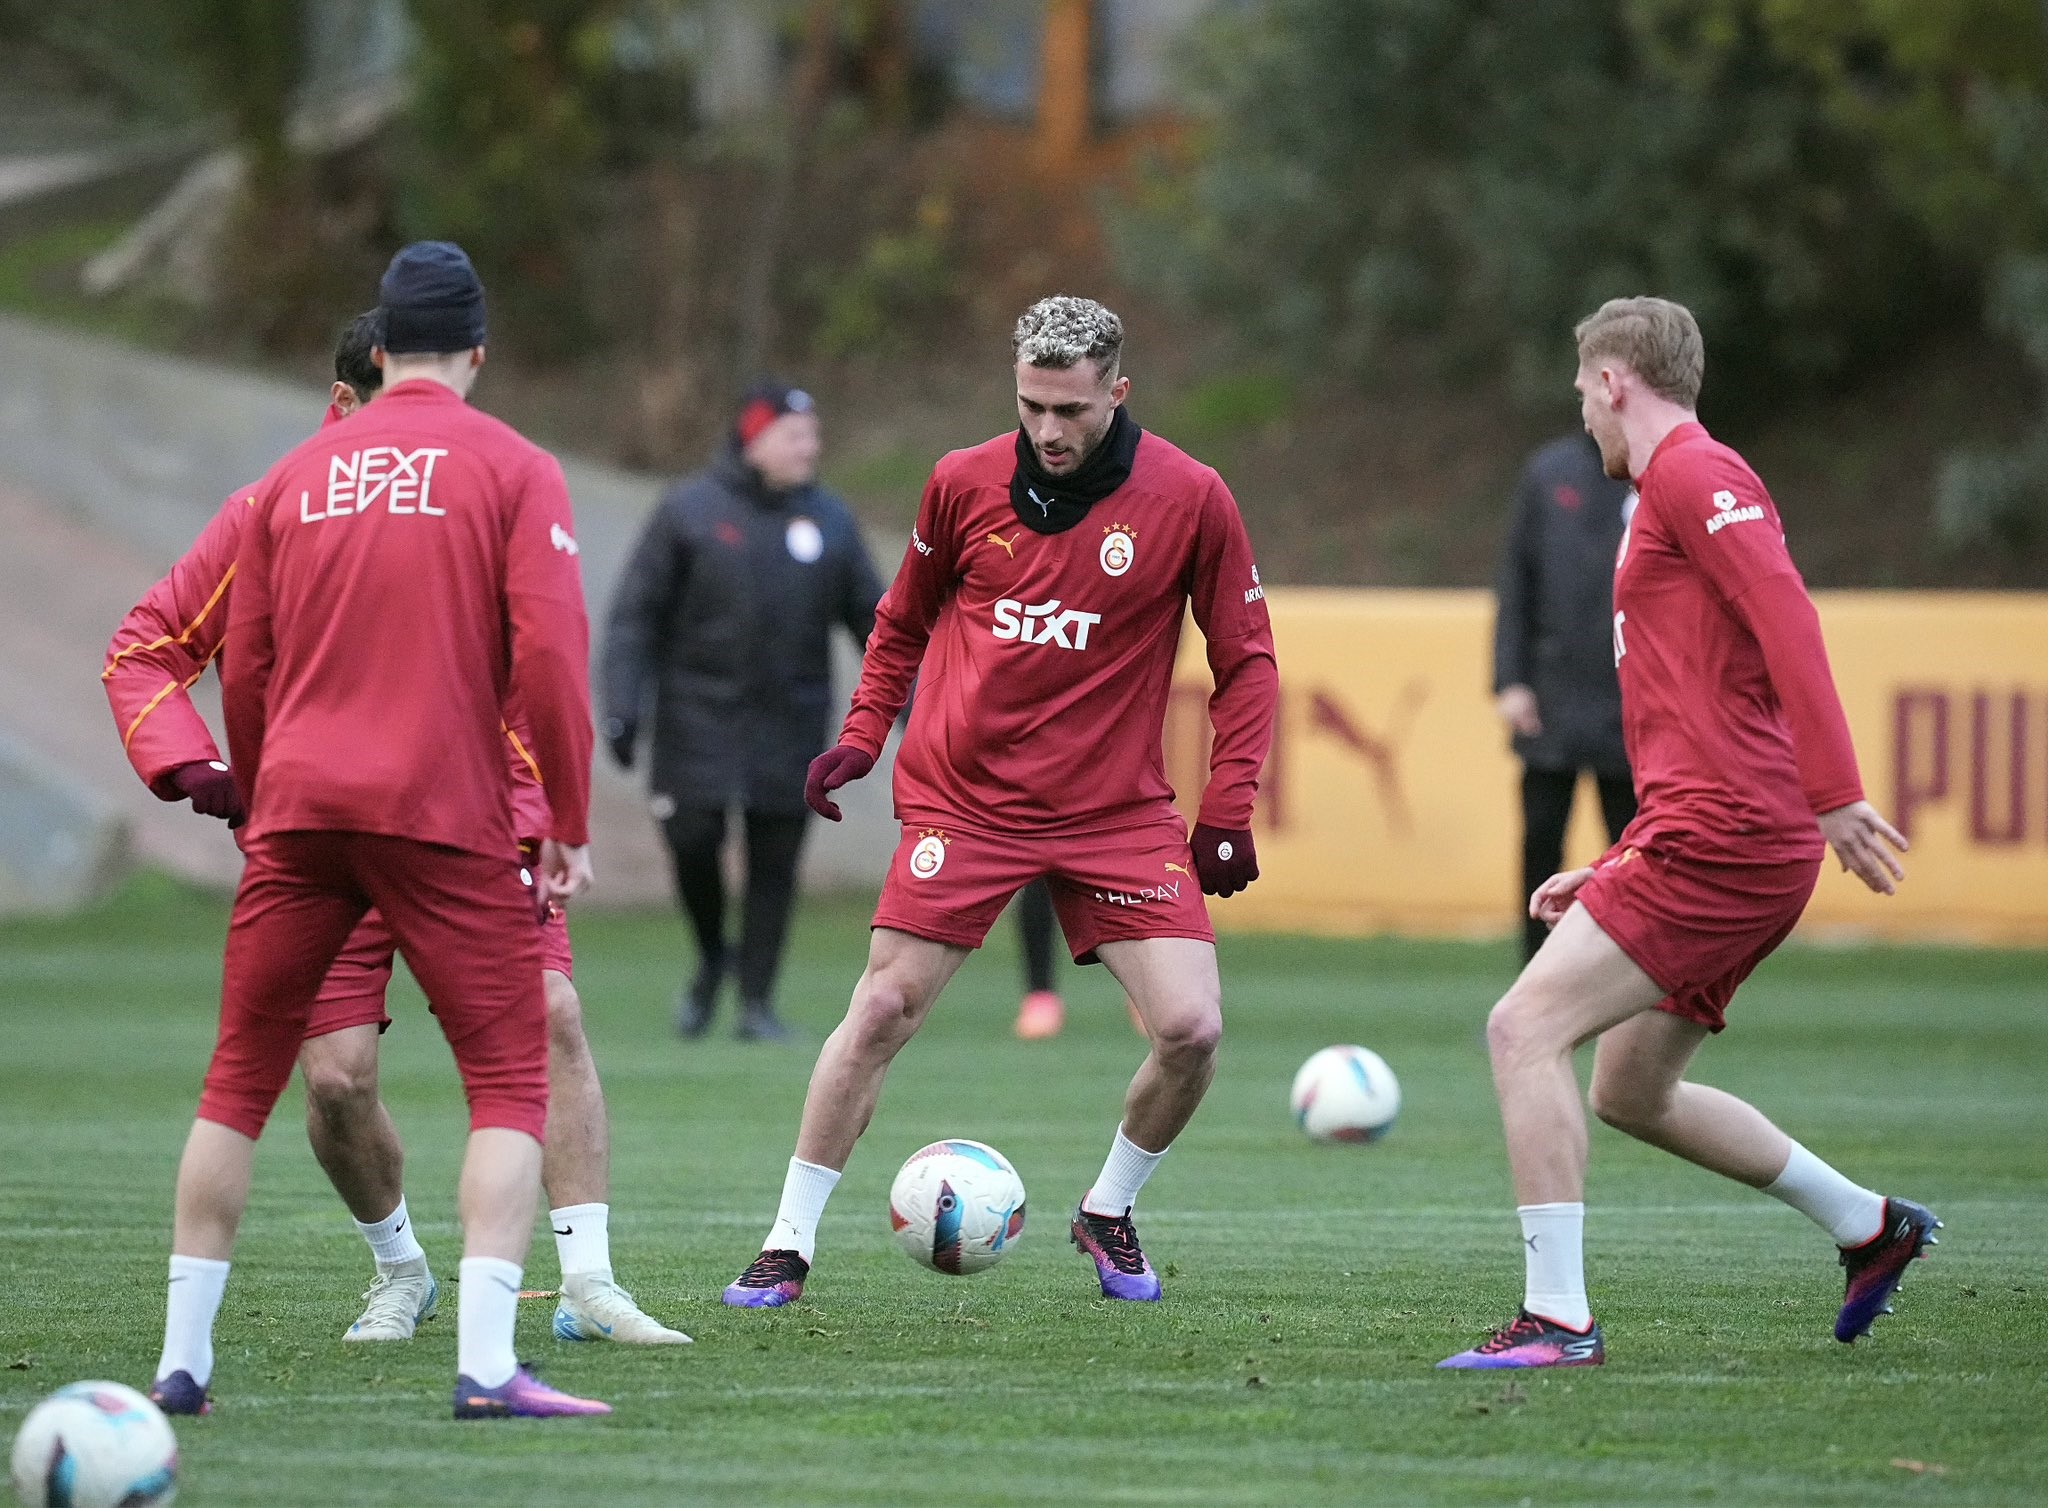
804, 745, 875, 821
171, 760, 247, 827
1189, 822, 1258, 897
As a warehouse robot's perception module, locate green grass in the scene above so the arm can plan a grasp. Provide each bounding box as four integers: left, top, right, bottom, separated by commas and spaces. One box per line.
2, 872, 2044, 1506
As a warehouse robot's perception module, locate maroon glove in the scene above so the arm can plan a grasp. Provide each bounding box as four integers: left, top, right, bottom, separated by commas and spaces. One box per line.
171, 759, 247, 827
804, 745, 875, 821
1190, 823, 1258, 897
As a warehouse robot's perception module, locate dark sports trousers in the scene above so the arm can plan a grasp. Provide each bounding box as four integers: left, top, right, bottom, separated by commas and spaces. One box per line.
1521, 768, 1638, 962
1016, 877, 1056, 995
660, 806, 808, 1003
201, 832, 549, 1141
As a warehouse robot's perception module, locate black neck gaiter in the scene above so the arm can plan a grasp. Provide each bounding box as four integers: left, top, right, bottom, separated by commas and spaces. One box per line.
1010, 405, 1142, 535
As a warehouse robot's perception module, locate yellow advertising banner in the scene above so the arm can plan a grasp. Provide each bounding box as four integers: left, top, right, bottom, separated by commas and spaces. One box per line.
1169, 589, 2048, 945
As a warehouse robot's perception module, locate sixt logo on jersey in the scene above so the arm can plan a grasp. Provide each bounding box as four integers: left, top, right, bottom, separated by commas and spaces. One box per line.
1705, 487, 1765, 536
991, 598, 1101, 650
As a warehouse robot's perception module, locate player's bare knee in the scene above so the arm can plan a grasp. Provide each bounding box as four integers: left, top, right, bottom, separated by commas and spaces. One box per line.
1587, 1074, 1665, 1137
1151, 1005, 1222, 1068
542, 972, 587, 1054
847, 970, 927, 1052
300, 1051, 378, 1127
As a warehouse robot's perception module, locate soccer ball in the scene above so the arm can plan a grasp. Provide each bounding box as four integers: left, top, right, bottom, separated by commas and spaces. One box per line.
10, 1381, 178, 1508
1290, 1045, 1402, 1143
888, 1138, 1027, 1275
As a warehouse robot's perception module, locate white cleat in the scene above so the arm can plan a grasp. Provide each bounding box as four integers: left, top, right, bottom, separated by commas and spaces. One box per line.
553, 1272, 692, 1345
344, 1258, 438, 1341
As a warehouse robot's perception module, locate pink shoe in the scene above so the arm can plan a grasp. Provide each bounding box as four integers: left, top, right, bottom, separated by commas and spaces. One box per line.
453, 1365, 611, 1418
1015, 990, 1065, 1040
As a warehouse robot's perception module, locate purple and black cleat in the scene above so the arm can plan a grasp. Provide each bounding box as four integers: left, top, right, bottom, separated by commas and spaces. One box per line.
147, 1370, 212, 1416
1437, 1309, 1605, 1370
1070, 1205, 1162, 1302
452, 1365, 611, 1419
1836, 1196, 1941, 1343
721, 1249, 809, 1308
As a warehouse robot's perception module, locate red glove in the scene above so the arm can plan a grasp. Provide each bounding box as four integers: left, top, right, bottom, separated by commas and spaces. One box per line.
171, 759, 247, 827
804, 745, 875, 821
1190, 823, 1257, 897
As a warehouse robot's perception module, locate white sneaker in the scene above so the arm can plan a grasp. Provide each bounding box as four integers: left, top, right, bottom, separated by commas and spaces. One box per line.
343, 1258, 438, 1341
552, 1272, 692, 1345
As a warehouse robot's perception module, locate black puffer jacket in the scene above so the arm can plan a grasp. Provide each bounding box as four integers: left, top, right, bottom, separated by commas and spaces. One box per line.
602, 452, 883, 813
1491, 434, 1634, 777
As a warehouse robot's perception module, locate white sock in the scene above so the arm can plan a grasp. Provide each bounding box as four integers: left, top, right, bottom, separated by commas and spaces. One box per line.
550, 1202, 611, 1278
1081, 1125, 1166, 1217
157, 1255, 230, 1386
354, 1197, 426, 1269
1519, 1202, 1592, 1331
456, 1257, 522, 1389
1763, 1140, 1887, 1247
765, 1158, 841, 1264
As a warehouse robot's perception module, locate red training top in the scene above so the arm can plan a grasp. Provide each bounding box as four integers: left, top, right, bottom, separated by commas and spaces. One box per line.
220, 381, 591, 853
1610, 421, 1863, 865
103, 406, 555, 844
842, 428, 1279, 837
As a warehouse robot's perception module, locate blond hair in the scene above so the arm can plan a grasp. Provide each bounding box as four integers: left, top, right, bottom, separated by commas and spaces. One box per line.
1013, 295, 1123, 379
1574, 297, 1704, 408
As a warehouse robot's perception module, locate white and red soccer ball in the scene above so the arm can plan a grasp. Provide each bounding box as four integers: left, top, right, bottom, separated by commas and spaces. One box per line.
1290, 1045, 1402, 1143
10, 1381, 178, 1508
888, 1139, 1027, 1275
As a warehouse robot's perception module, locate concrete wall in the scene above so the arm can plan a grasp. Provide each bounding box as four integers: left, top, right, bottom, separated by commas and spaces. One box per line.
0, 313, 901, 905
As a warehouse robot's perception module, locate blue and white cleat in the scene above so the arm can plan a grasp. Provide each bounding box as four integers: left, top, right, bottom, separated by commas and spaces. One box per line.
344, 1258, 438, 1341
721, 1249, 809, 1308
552, 1273, 691, 1344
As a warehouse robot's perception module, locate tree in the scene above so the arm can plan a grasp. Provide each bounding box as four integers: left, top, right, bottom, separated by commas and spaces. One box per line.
1135, 0, 1968, 416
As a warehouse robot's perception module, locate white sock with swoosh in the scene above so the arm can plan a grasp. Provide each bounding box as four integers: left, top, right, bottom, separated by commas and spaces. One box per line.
355, 1196, 425, 1269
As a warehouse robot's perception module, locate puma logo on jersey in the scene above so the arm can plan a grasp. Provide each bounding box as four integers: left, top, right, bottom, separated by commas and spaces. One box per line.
991, 597, 1101, 650
986, 531, 1022, 558
1164, 861, 1192, 878
550, 522, 579, 555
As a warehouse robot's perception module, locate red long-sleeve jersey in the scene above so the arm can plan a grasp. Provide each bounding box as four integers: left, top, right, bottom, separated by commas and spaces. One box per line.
219, 380, 590, 853
842, 428, 1278, 836
103, 407, 555, 842
1610, 421, 1863, 864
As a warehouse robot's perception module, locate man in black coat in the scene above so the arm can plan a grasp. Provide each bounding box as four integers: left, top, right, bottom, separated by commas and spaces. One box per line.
603, 383, 884, 1039
1492, 432, 1638, 962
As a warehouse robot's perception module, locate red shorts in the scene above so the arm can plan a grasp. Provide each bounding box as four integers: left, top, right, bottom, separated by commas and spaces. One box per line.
201, 832, 549, 1141
305, 897, 572, 1041
873, 808, 1213, 964
1577, 843, 1822, 1032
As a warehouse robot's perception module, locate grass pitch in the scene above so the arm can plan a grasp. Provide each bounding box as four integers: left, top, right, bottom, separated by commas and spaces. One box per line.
2, 873, 2044, 1506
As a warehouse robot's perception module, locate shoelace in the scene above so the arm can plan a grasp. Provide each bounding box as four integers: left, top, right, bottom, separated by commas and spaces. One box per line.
1081, 1213, 1148, 1275
357, 1270, 425, 1323
738, 1250, 805, 1286
1474, 1315, 1546, 1354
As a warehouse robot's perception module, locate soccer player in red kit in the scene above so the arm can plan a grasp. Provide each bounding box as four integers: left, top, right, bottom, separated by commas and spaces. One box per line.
1440, 297, 1936, 1370
106, 312, 685, 1351
721, 296, 1278, 1308
146, 242, 610, 1418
